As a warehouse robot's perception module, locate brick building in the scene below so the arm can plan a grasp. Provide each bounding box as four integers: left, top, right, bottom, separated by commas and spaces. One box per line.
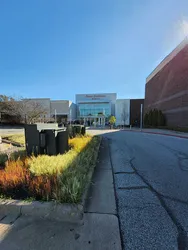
144, 38, 188, 127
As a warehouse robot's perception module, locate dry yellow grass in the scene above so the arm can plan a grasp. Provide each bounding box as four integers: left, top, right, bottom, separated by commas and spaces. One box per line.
28, 136, 93, 176
2, 134, 25, 145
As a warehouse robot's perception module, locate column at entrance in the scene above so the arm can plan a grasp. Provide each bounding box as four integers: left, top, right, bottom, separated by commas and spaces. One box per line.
102, 117, 104, 127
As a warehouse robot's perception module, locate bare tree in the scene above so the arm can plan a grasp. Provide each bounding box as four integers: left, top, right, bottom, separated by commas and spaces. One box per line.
121, 101, 128, 126
18, 99, 48, 124
0, 96, 47, 124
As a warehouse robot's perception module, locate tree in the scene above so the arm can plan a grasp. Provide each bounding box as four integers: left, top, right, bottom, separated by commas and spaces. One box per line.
144, 109, 166, 127
0, 95, 47, 124
121, 101, 128, 126
144, 113, 149, 126
109, 116, 116, 128
158, 110, 166, 126
21, 99, 48, 124
152, 109, 158, 126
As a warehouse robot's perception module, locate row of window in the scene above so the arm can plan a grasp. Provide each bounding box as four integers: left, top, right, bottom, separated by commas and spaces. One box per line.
78, 103, 111, 117
79, 109, 110, 117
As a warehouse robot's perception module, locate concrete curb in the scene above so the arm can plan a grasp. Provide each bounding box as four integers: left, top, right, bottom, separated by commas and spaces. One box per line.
81, 136, 102, 205
122, 129, 188, 139
0, 137, 102, 223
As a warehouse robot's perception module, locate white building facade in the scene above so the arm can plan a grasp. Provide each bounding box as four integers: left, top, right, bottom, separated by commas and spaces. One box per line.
25, 98, 76, 123
76, 93, 117, 126
115, 99, 130, 126
25, 94, 140, 126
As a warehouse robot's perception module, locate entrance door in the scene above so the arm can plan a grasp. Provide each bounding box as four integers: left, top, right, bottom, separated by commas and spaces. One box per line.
98, 117, 105, 127
99, 117, 101, 126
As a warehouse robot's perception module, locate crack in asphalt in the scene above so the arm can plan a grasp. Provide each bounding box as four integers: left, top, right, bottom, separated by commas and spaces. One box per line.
130, 157, 188, 250
114, 172, 135, 174
118, 186, 149, 190
148, 138, 188, 173
121, 203, 162, 210
0, 216, 6, 222
160, 194, 188, 206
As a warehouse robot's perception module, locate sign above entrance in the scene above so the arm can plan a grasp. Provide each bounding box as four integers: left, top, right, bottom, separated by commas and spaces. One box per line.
85, 94, 106, 100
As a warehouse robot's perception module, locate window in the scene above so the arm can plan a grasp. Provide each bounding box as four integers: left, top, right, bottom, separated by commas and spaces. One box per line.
78, 103, 110, 117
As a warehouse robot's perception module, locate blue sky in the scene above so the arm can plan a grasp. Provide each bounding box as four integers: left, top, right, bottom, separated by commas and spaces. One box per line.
0, 0, 188, 102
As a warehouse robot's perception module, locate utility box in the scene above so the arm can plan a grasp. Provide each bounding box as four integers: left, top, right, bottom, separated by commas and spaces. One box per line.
25, 124, 40, 156
56, 131, 68, 154
25, 124, 68, 156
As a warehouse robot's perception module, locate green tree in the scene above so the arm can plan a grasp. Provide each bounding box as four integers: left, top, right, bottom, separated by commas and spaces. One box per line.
145, 109, 166, 127
109, 116, 116, 128
158, 110, 166, 126
144, 113, 149, 126
152, 109, 158, 126
148, 110, 153, 126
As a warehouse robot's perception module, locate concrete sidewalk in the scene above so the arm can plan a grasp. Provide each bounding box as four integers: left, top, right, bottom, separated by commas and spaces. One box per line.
85, 138, 117, 215
123, 128, 188, 139
0, 138, 122, 250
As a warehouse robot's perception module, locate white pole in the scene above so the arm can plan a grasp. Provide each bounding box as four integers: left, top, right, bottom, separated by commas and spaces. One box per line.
70, 109, 72, 125
140, 104, 143, 131
55, 109, 57, 123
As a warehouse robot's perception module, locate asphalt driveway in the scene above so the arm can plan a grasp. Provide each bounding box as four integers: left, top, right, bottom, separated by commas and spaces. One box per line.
103, 130, 188, 250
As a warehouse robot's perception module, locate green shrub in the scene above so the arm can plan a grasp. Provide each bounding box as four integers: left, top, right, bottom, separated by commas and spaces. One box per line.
81, 126, 86, 135
144, 109, 166, 127
68, 125, 85, 137
0, 149, 26, 167
0, 154, 8, 166
75, 126, 81, 134
57, 136, 100, 203
109, 116, 116, 125
144, 113, 149, 126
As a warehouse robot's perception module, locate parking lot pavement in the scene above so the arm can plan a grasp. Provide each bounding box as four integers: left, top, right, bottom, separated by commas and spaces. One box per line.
0, 126, 24, 135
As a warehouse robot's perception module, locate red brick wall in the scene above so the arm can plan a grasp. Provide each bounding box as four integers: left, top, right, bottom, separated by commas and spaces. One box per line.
144, 44, 188, 127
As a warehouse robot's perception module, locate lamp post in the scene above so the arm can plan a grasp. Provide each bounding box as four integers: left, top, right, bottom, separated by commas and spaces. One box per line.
140, 104, 143, 131
55, 109, 57, 123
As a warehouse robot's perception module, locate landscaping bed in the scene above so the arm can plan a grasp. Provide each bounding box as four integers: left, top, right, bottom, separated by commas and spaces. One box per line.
0, 135, 101, 204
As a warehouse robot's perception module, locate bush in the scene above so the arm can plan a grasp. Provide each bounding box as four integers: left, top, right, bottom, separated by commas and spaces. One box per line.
67, 125, 86, 138
0, 149, 26, 167
144, 113, 149, 126
109, 116, 116, 125
0, 154, 8, 166
144, 109, 166, 127
57, 136, 100, 203
0, 159, 58, 201
0, 159, 30, 199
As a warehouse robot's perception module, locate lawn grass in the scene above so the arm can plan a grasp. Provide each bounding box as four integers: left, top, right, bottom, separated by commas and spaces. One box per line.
0, 135, 101, 203
2, 134, 25, 145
